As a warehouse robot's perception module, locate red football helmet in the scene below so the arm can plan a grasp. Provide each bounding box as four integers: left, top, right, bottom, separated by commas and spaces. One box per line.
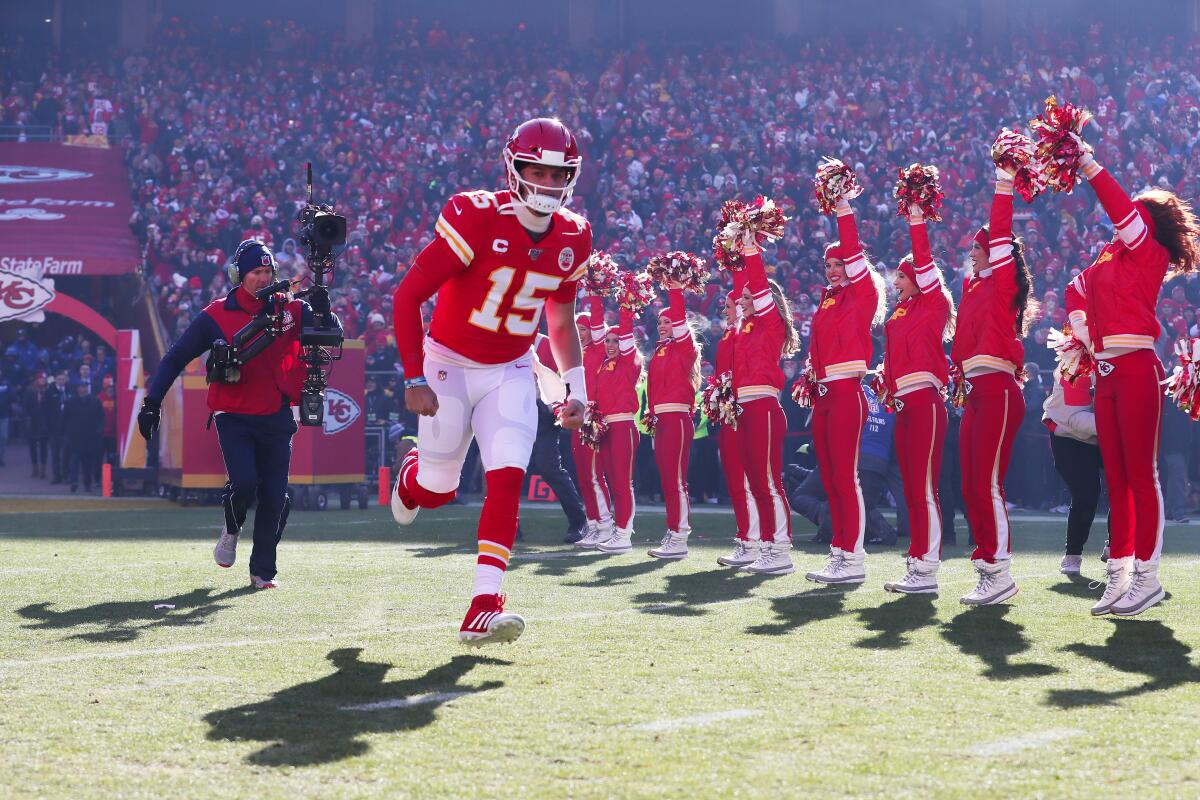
503, 117, 582, 214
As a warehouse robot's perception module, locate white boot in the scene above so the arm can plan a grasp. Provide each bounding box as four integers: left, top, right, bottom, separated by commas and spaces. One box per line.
717, 539, 759, 568
213, 527, 238, 568
805, 548, 866, 585
883, 557, 939, 594
1090, 556, 1133, 616
648, 531, 689, 560
576, 522, 607, 549
1059, 554, 1083, 575
1110, 559, 1165, 617
960, 559, 1018, 606
742, 540, 795, 575
597, 526, 633, 554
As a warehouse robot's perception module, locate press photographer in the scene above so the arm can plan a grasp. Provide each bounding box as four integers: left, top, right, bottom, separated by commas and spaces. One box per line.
139, 234, 343, 589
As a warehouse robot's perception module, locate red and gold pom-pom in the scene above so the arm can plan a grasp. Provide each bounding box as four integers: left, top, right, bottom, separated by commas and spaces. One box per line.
893, 163, 945, 221
585, 251, 621, 297
868, 365, 894, 412
713, 197, 787, 271
579, 402, 609, 449
948, 362, 967, 409
616, 270, 656, 313
712, 200, 745, 271
701, 371, 741, 429
789, 357, 819, 409
1030, 95, 1095, 195
647, 250, 711, 294
813, 156, 864, 216
1165, 338, 1200, 422
1047, 325, 1097, 386
991, 128, 1046, 203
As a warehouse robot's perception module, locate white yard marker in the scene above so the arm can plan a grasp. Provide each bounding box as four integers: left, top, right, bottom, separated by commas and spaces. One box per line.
969, 728, 1081, 756
340, 691, 471, 712
630, 709, 760, 732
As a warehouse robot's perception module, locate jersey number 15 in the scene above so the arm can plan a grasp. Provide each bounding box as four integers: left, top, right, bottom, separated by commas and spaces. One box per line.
469, 267, 561, 336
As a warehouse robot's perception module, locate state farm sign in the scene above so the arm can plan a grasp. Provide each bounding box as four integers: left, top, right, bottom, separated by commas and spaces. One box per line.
0, 268, 55, 322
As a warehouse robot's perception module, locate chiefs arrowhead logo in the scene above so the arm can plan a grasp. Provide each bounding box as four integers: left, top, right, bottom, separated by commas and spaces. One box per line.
0, 269, 56, 322
322, 388, 361, 435
0, 165, 92, 184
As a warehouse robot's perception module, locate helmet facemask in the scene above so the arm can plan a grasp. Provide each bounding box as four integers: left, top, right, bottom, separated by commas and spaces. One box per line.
503, 150, 580, 215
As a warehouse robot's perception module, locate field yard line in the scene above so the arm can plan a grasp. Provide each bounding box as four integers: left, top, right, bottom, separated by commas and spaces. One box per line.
629, 709, 761, 731
6, 559, 1196, 670
969, 728, 1082, 756
339, 691, 472, 711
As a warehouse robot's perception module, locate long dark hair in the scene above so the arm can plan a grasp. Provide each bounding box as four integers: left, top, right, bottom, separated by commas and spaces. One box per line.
767, 279, 801, 358
978, 225, 1039, 336
1136, 190, 1200, 277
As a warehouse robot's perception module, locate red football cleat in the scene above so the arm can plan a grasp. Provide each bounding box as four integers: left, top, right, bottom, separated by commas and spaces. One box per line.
391, 446, 420, 526
458, 593, 525, 647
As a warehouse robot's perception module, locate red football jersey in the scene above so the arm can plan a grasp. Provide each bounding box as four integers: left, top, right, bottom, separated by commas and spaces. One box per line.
428, 189, 592, 364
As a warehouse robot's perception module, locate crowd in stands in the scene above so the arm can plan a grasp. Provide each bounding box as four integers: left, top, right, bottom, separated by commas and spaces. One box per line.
2, 17, 1199, 512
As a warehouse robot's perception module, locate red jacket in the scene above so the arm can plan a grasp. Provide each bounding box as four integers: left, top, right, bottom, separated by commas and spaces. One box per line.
733, 252, 785, 400
951, 179, 1023, 374
204, 291, 305, 415
1067, 164, 1169, 353
583, 295, 609, 393
646, 288, 699, 411
594, 309, 641, 418
884, 217, 950, 394
810, 202, 879, 381
715, 270, 746, 378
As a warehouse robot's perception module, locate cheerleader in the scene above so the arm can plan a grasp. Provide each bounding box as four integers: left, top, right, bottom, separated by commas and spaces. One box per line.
1062, 133, 1199, 616
593, 306, 644, 554
716, 270, 762, 567
805, 191, 886, 585
951, 155, 1038, 606
734, 248, 801, 575
573, 295, 615, 549
881, 199, 954, 595
1040, 370, 1101, 575
645, 283, 702, 559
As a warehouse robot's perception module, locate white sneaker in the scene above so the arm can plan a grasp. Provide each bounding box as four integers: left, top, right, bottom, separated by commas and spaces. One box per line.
214, 528, 238, 568
1111, 559, 1165, 617
597, 527, 633, 554
806, 548, 866, 585
1091, 556, 1133, 616
1059, 554, 1083, 575
717, 539, 759, 568
390, 454, 419, 527
883, 557, 939, 594
250, 574, 278, 589
575, 522, 605, 549
742, 540, 795, 575
960, 559, 1018, 606
648, 531, 689, 560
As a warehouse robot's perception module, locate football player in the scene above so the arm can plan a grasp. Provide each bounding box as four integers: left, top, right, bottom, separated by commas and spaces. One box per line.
391, 118, 591, 646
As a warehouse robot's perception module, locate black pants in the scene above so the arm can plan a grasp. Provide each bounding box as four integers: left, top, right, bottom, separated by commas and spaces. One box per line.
49, 432, 66, 480
689, 435, 720, 501
1050, 434, 1102, 555
529, 406, 586, 531
215, 407, 296, 580
67, 440, 100, 489
28, 435, 47, 469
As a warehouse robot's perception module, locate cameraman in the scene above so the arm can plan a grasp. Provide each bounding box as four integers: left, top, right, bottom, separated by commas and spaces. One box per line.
138, 240, 339, 589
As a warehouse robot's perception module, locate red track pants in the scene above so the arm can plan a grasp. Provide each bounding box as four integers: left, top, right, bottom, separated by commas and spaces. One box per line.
1094, 349, 1165, 561
959, 371, 1023, 562
738, 396, 791, 543
894, 387, 946, 560
811, 378, 867, 554
719, 423, 759, 541
571, 430, 612, 528
598, 419, 639, 531
653, 411, 693, 534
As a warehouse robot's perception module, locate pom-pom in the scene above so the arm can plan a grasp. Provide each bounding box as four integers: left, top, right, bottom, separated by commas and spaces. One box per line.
789, 357, 819, 409
585, 251, 621, 297
647, 250, 711, 294
1047, 324, 1097, 386
579, 402, 609, 449
813, 157, 863, 215
701, 370, 742, 429
991, 128, 1046, 203
868, 365, 894, 412
643, 413, 658, 437
1030, 95, 1095, 195
948, 362, 967, 409
893, 163, 945, 222
712, 197, 787, 271
1165, 338, 1200, 422
616, 270, 656, 313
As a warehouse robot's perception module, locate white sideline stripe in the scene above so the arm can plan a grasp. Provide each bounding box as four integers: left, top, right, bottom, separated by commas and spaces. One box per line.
630, 709, 760, 731
969, 728, 1081, 756
340, 691, 471, 712
7, 559, 1197, 670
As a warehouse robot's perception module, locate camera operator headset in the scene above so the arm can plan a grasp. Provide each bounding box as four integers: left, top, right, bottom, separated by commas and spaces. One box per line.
139, 239, 341, 589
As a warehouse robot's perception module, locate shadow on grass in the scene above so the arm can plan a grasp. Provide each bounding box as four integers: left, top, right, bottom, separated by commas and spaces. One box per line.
205, 651, 510, 766
565, 556, 671, 588
854, 595, 938, 650
15, 586, 257, 643
1046, 619, 1200, 708
508, 549, 611, 578
1046, 574, 1100, 600
941, 605, 1059, 680
632, 568, 768, 617
745, 585, 853, 636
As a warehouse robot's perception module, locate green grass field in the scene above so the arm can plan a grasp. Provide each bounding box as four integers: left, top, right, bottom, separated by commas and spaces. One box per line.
3, 502, 1199, 799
